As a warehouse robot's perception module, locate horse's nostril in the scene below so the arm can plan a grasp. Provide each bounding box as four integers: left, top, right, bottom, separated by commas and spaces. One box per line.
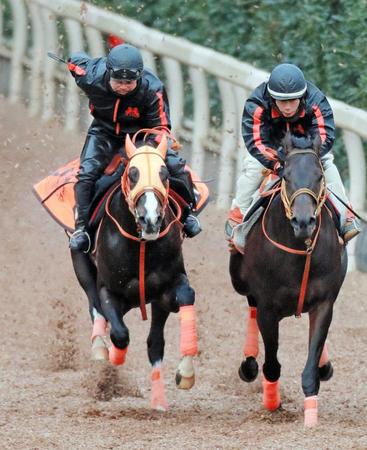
290, 217, 298, 228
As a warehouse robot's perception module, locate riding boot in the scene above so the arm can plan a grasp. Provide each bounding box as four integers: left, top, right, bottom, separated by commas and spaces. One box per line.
342, 209, 361, 243
69, 181, 92, 253
170, 169, 202, 238
322, 154, 361, 243
182, 205, 202, 238
225, 207, 245, 240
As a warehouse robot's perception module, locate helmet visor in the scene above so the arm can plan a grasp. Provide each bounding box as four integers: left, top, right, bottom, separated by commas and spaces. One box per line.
109, 68, 142, 81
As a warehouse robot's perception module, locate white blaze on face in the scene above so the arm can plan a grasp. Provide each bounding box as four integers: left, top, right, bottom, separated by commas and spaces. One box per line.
140, 191, 160, 240
144, 191, 159, 223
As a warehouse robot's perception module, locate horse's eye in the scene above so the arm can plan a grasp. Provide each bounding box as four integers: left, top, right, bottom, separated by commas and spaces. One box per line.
128, 167, 139, 188
159, 166, 169, 184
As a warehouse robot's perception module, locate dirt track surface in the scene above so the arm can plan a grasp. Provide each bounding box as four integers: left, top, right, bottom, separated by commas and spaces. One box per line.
1, 96, 367, 449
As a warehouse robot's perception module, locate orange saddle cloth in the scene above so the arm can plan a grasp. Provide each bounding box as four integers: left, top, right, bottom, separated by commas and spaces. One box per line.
33, 158, 210, 233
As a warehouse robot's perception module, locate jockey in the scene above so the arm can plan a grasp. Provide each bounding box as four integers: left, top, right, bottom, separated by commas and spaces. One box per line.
67, 44, 201, 252
227, 63, 360, 243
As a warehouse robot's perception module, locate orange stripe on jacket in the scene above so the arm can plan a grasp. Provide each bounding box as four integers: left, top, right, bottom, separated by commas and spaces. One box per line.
113, 98, 121, 123
156, 91, 169, 126
113, 98, 121, 135
253, 106, 277, 161
312, 105, 327, 143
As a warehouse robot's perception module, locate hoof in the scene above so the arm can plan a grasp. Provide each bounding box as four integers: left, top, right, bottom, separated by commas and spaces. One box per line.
319, 361, 333, 381
109, 344, 127, 366
238, 357, 259, 382
91, 336, 109, 361
175, 371, 195, 390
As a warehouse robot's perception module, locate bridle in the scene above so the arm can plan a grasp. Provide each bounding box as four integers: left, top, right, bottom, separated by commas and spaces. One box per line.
121, 149, 169, 216
280, 149, 327, 220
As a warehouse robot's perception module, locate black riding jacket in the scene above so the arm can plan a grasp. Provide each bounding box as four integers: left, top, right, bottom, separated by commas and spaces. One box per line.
242, 81, 335, 170
68, 52, 171, 138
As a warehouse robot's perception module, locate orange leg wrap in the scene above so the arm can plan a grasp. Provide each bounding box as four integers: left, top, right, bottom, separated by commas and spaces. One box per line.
109, 343, 128, 366
179, 305, 198, 356
304, 395, 318, 427
262, 376, 281, 411
318, 344, 329, 367
91, 317, 107, 342
151, 366, 168, 410
243, 307, 259, 358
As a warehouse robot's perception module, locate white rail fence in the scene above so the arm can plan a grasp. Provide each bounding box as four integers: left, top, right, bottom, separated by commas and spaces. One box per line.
1, 0, 366, 215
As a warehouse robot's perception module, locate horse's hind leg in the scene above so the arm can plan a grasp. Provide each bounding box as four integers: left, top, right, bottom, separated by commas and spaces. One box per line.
147, 302, 169, 411
99, 286, 129, 366
175, 275, 197, 390
303, 301, 333, 427
257, 308, 281, 411
239, 296, 259, 383
71, 251, 108, 361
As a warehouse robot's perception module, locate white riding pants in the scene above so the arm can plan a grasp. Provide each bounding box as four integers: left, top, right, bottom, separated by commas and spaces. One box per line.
231, 153, 350, 223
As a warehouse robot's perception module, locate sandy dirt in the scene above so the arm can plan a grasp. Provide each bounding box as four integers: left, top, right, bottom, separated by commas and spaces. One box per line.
1, 96, 367, 450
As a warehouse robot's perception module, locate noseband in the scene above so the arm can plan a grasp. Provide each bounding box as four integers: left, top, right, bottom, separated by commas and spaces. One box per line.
280, 149, 327, 220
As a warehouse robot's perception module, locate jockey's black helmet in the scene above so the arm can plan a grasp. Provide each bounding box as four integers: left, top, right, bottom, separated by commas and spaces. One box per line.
106, 44, 144, 81
267, 63, 307, 100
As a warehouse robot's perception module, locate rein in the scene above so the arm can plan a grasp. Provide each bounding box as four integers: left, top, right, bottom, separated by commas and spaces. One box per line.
104, 183, 183, 321
261, 149, 326, 317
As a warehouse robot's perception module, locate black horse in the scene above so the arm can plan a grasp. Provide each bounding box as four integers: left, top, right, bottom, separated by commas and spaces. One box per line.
230, 133, 347, 426
72, 134, 199, 411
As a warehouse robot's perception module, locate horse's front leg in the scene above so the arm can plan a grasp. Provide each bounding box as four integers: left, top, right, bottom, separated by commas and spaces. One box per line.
303, 300, 334, 427
257, 307, 281, 411
99, 286, 130, 366
147, 302, 170, 411
175, 275, 198, 390
71, 251, 108, 361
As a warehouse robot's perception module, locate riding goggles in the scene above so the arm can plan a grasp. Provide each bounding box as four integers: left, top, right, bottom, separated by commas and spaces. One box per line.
109, 68, 142, 81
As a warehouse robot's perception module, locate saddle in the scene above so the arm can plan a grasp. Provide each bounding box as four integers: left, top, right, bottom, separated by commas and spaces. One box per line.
33, 157, 209, 233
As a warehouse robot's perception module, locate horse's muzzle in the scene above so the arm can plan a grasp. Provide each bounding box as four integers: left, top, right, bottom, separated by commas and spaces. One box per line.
139, 215, 163, 241
290, 215, 316, 240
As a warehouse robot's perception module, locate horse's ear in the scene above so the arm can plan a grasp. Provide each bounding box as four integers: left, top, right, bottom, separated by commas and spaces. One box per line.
312, 134, 322, 155
125, 134, 137, 159
156, 133, 168, 158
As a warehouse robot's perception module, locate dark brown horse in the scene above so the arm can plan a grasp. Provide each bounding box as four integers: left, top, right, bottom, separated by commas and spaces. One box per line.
72, 134, 199, 411
230, 134, 347, 426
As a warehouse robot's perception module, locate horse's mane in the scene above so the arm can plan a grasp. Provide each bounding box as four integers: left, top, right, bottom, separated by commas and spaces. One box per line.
282, 132, 321, 154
